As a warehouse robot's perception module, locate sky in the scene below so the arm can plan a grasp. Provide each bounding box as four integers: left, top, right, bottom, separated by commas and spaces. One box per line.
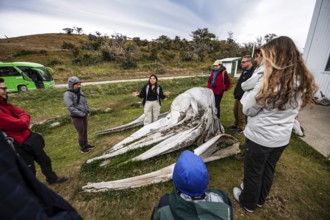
0, 0, 316, 51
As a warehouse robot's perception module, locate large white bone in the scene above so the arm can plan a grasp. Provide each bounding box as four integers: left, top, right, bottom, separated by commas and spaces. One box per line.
87, 87, 219, 164
82, 134, 239, 192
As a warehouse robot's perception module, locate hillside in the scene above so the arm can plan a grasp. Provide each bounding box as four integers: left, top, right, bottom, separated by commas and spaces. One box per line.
0, 32, 246, 83
0, 33, 87, 52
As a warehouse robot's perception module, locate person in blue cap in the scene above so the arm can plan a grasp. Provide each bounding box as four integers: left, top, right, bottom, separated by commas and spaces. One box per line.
151, 150, 233, 220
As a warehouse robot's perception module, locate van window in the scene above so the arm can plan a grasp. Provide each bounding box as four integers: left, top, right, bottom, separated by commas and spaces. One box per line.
17, 66, 53, 81
0, 67, 21, 77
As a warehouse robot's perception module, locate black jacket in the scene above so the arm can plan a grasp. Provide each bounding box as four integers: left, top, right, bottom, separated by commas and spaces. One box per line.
233, 67, 255, 100
0, 131, 82, 220
139, 83, 166, 106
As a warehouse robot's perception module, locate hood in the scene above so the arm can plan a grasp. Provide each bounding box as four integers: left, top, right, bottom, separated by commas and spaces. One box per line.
173, 150, 208, 197
67, 76, 81, 90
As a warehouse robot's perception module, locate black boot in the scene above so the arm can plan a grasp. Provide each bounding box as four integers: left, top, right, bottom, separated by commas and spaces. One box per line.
86, 144, 95, 149
80, 146, 90, 153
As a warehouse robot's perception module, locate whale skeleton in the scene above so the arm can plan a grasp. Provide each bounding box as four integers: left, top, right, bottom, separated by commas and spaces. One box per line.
83, 134, 239, 192
83, 87, 240, 192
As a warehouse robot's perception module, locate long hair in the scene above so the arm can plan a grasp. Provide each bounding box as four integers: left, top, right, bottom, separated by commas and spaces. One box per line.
256, 36, 317, 110
148, 74, 158, 88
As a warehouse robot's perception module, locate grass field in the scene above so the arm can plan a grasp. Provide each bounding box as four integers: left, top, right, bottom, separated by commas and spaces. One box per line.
9, 76, 330, 220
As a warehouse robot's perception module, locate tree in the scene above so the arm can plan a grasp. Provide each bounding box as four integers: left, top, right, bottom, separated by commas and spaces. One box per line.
264, 33, 277, 43
227, 31, 234, 43
62, 28, 74, 35
190, 28, 216, 60
256, 36, 263, 47
225, 31, 240, 57
155, 35, 171, 49
74, 27, 83, 34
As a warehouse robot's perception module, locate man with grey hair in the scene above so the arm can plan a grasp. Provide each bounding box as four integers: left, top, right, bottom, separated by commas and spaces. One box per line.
229, 55, 255, 135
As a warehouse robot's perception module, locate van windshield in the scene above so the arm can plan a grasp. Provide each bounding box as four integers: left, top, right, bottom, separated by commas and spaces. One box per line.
17, 66, 53, 81
35, 67, 53, 81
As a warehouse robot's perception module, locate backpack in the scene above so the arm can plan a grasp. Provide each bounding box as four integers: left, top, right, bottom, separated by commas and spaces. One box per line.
222, 71, 234, 91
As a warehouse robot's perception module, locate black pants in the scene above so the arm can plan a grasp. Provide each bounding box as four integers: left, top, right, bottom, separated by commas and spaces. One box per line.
239, 138, 286, 210
15, 144, 58, 183
214, 95, 223, 119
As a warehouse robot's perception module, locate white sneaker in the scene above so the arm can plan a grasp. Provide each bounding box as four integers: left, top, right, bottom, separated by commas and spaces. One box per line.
240, 182, 244, 190
257, 204, 263, 208
244, 207, 254, 213
233, 187, 241, 203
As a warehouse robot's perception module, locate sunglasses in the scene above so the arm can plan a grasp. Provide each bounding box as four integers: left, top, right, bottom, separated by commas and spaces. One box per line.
0, 87, 8, 90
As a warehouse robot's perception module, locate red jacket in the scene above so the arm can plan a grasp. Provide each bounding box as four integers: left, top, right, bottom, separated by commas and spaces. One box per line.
0, 98, 31, 144
207, 68, 229, 96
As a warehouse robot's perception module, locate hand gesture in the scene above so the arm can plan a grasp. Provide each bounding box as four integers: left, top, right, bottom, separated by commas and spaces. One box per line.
132, 91, 140, 96
164, 91, 171, 97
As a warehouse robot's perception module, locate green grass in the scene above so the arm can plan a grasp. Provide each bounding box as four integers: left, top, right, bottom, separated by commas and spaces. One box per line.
9, 77, 330, 220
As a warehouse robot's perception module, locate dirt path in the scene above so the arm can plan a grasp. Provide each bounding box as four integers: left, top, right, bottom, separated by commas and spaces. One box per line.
54, 75, 208, 88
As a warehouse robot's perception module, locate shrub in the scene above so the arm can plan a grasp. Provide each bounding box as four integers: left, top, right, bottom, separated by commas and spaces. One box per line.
14, 49, 48, 57
61, 41, 76, 50
121, 57, 137, 69
47, 58, 63, 66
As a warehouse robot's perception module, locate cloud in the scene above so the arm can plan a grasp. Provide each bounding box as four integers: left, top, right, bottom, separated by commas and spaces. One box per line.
0, 0, 316, 50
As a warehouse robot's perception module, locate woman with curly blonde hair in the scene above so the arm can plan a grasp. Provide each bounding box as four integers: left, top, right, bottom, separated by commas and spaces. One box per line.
233, 36, 317, 213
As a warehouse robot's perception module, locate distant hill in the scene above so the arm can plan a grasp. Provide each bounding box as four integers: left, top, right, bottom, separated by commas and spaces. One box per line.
0, 33, 87, 57
0, 32, 245, 83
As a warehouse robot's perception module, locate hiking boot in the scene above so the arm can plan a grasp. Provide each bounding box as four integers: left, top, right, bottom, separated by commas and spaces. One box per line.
228, 125, 238, 131
86, 144, 95, 149
81, 147, 90, 153
48, 176, 68, 185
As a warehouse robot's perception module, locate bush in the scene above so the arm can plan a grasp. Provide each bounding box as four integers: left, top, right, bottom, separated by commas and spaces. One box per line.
121, 57, 137, 69
14, 49, 48, 57
72, 54, 101, 66
47, 58, 63, 66
179, 51, 193, 61
61, 41, 76, 50
101, 49, 117, 61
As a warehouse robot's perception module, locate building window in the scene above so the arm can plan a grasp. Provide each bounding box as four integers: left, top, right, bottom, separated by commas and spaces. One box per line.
325, 54, 330, 71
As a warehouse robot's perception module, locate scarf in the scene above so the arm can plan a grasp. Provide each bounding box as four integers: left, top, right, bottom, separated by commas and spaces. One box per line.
67, 89, 81, 104
211, 67, 225, 87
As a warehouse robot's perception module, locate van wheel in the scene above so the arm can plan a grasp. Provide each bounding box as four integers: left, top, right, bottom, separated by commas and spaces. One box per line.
18, 85, 28, 92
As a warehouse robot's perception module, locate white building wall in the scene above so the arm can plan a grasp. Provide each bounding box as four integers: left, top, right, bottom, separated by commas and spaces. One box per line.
303, 0, 330, 98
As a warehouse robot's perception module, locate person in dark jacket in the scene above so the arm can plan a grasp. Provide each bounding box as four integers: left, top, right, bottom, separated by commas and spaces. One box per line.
0, 78, 67, 185
151, 150, 233, 220
132, 74, 170, 126
207, 60, 230, 119
0, 130, 82, 220
63, 76, 95, 153
229, 55, 255, 135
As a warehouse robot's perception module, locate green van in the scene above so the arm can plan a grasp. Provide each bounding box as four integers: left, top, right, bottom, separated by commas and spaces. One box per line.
0, 62, 56, 92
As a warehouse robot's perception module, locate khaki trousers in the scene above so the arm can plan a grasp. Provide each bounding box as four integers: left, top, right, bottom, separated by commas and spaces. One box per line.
144, 101, 161, 125
234, 99, 246, 129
